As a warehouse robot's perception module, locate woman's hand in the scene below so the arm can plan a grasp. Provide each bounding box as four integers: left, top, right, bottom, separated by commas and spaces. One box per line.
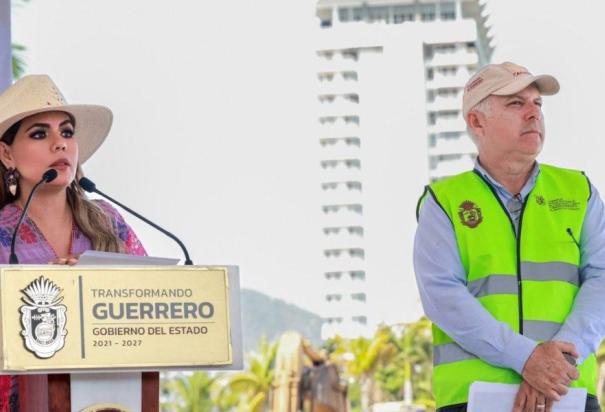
48, 255, 79, 265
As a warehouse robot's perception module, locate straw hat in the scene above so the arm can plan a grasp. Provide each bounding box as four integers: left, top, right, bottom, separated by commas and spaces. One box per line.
0, 74, 113, 163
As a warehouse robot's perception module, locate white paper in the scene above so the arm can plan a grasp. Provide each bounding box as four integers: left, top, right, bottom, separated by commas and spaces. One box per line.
77, 250, 180, 266
468, 382, 587, 412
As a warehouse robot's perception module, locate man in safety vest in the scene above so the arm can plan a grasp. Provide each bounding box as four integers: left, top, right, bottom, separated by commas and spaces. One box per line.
414, 62, 605, 412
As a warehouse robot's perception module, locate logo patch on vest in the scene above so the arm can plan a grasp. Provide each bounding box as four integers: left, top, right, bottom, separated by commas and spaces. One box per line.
548, 198, 580, 212
535, 195, 545, 206
458, 201, 483, 228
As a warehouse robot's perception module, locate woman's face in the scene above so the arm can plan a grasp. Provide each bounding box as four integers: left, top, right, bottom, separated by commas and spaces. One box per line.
1, 111, 79, 192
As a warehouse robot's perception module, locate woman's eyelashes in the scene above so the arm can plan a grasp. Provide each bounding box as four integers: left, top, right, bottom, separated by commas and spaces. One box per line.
28, 127, 74, 140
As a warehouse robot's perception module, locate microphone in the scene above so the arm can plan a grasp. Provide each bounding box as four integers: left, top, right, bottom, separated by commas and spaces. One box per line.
78, 177, 193, 265
9, 169, 58, 264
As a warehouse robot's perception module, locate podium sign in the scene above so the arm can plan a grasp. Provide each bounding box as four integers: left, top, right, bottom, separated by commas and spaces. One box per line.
0, 266, 233, 372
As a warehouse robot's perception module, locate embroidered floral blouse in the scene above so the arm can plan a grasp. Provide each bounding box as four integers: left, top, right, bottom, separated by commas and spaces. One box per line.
0, 199, 146, 263
0, 199, 146, 411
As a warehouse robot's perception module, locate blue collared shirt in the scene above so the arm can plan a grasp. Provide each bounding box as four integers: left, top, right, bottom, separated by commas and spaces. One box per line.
414, 161, 605, 374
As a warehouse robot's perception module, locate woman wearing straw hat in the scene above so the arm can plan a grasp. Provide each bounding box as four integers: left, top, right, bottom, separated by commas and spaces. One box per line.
0, 75, 146, 410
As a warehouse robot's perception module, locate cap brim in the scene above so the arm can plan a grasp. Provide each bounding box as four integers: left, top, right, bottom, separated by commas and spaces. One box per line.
0, 104, 112, 164
493, 74, 560, 96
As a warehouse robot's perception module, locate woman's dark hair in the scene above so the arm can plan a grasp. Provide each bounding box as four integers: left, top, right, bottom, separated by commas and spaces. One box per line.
1, 120, 22, 145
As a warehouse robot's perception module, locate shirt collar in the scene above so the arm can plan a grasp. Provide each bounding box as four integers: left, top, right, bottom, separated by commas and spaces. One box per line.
474, 158, 541, 199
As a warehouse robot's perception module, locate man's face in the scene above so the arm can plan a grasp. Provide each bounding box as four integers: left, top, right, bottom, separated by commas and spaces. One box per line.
474, 85, 545, 161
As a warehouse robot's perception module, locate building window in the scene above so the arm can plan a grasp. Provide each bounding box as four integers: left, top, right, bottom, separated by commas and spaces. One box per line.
342, 71, 358, 81
318, 95, 336, 103
352, 7, 365, 21
393, 5, 414, 23
344, 115, 360, 125
347, 227, 364, 237
317, 50, 334, 60
344, 94, 360, 103
326, 293, 342, 302
325, 271, 343, 280
338, 8, 351, 22
319, 116, 337, 125
321, 182, 339, 190
342, 50, 359, 61
421, 4, 435, 22
320, 159, 361, 169
348, 248, 365, 258
346, 181, 362, 191
368, 6, 389, 23
345, 137, 361, 146
324, 249, 342, 258
352, 316, 367, 324
347, 204, 363, 214
350, 270, 366, 280
320, 138, 337, 147
320, 160, 337, 169
351, 293, 366, 302
344, 159, 361, 169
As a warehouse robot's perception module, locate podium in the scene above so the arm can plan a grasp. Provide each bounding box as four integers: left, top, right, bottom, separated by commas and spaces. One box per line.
0, 265, 243, 412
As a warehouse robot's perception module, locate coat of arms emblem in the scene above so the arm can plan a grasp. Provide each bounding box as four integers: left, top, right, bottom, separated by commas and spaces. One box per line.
20, 276, 67, 358
458, 200, 483, 228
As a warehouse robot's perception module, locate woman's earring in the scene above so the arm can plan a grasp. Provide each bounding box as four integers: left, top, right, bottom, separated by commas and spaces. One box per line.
4, 167, 19, 196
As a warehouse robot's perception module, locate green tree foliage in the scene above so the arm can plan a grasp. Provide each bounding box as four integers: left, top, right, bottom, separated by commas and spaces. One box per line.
163, 372, 218, 412
375, 317, 434, 409
221, 336, 278, 412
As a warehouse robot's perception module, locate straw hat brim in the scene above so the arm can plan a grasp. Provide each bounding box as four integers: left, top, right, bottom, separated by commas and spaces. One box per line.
0, 104, 113, 164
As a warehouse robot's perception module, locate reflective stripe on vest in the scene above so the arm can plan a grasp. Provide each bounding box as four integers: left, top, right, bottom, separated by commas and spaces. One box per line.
434, 319, 563, 366
467, 261, 579, 298
424, 164, 595, 409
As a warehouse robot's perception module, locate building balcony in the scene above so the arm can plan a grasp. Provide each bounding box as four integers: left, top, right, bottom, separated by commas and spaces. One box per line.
428, 135, 476, 156
426, 71, 470, 90
320, 187, 363, 206
428, 154, 475, 179
319, 139, 361, 159
316, 55, 358, 74
321, 253, 365, 271
317, 100, 360, 117
321, 231, 364, 249
428, 116, 467, 134
321, 299, 367, 318
320, 276, 367, 296
426, 96, 462, 112
426, 50, 478, 68
318, 118, 361, 138
317, 79, 359, 95
319, 166, 362, 182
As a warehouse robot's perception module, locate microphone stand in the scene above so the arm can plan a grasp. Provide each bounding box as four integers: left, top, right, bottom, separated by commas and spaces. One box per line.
78, 178, 193, 265
10, 169, 58, 264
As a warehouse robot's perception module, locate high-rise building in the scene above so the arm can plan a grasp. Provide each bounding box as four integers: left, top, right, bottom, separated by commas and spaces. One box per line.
315, 0, 493, 339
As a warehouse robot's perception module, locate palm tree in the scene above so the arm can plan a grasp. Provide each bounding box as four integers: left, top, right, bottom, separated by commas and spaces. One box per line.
221, 336, 278, 412
374, 317, 434, 409
333, 326, 396, 411
163, 371, 218, 412
10, 0, 31, 79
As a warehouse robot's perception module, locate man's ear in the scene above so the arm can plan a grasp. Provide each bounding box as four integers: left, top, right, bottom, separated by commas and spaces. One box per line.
467, 112, 485, 139
0, 142, 15, 169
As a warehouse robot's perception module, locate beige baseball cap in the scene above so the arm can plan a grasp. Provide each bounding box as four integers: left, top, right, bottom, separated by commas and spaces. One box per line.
462, 62, 560, 117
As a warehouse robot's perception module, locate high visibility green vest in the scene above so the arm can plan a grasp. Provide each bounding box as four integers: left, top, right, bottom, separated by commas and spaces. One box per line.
421, 164, 597, 409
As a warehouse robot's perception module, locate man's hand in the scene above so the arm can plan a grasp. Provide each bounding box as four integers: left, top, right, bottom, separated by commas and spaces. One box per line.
522, 341, 579, 401
513, 381, 553, 412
